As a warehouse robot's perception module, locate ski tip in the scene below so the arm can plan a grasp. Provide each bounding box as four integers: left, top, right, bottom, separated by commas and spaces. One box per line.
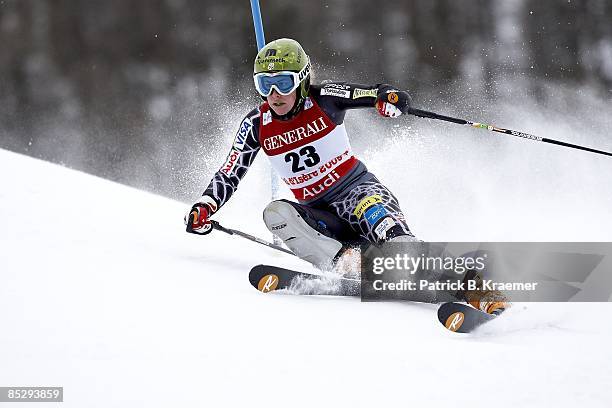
248, 265, 268, 289
256, 273, 280, 293
437, 303, 470, 333
437, 302, 497, 333
249, 265, 282, 293
443, 310, 466, 332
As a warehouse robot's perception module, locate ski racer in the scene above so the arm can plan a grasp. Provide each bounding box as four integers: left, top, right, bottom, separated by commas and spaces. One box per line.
185, 38, 507, 315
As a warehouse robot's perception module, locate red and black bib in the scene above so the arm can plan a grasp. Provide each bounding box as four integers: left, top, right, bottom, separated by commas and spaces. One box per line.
259, 98, 358, 201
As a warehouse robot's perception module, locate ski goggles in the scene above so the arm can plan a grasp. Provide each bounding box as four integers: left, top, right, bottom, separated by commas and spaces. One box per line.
253, 62, 311, 97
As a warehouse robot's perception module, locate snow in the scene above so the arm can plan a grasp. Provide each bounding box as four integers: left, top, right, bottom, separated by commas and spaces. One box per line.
1, 147, 612, 407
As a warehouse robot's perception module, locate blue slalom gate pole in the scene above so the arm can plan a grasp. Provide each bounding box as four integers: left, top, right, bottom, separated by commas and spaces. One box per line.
249, 0, 281, 244
250, 0, 266, 50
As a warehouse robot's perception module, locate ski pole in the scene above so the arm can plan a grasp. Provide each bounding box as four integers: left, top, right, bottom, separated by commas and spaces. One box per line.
408, 107, 612, 158
210, 220, 296, 256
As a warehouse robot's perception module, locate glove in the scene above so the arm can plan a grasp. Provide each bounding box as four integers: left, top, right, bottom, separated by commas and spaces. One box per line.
185, 195, 218, 235
376, 87, 412, 118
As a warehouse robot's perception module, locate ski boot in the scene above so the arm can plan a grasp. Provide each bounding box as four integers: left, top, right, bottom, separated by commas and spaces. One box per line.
461, 270, 510, 315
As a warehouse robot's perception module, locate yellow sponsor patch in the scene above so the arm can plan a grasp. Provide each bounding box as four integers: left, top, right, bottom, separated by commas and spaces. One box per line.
353, 88, 378, 99
353, 194, 383, 218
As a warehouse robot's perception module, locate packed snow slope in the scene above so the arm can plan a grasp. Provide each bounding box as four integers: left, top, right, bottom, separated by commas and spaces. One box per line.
1, 147, 612, 408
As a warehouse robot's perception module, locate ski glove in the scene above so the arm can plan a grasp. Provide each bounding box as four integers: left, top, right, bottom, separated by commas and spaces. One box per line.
376, 86, 412, 118
185, 195, 218, 235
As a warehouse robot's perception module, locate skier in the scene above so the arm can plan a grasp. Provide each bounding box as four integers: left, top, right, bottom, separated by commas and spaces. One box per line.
185, 38, 507, 315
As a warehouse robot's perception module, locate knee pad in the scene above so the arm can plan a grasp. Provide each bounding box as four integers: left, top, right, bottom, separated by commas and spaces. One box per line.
263, 200, 344, 270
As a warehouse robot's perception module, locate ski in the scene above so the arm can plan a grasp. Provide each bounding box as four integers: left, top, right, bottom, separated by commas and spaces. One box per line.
251, 266, 501, 333
437, 302, 500, 333
249, 264, 360, 296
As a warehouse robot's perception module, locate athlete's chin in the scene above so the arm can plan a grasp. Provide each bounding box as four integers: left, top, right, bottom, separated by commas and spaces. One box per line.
270, 105, 291, 116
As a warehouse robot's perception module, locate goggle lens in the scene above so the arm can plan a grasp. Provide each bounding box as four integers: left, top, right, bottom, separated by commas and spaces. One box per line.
255, 72, 298, 96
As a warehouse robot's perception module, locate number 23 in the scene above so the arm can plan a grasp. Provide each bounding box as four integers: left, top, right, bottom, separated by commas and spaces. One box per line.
285, 146, 320, 173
